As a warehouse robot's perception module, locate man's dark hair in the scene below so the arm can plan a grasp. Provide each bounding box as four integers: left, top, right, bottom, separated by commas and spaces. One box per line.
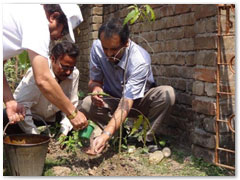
98, 18, 129, 45
43, 4, 68, 35
50, 41, 79, 61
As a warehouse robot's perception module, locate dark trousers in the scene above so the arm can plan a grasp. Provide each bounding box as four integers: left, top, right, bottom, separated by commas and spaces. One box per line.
79, 86, 175, 142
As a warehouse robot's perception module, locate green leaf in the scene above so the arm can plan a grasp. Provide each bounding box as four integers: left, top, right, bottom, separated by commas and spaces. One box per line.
145, 5, 151, 14
130, 115, 143, 135
18, 50, 30, 66
141, 147, 149, 154
130, 11, 140, 24
137, 135, 143, 142
143, 5, 155, 21
123, 9, 137, 25
148, 6, 156, 21
159, 140, 166, 147
143, 119, 148, 146
121, 144, 128, 150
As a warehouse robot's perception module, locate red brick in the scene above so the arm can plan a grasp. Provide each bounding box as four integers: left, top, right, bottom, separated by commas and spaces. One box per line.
177, 92, 193, 105
192, 81, 204, 95
178, 13, 195, 26
165, 16, 177, 28
175, 54, 185, 65
165, 27, 184, 40
175, 4, 192, 15
89, 31, 98, 40
140, 32, 157, 42
194, 51, 217, 67
150, 4, 163, 9
177, 39, 194, 51
195, 4, 217, 20
153, 18, 167, 30
159, 5, 175, 18
152, 42, 165, 53
185, 53, 195, 66
194, 20, 206, 34
171, 78, 186, 91
91, 6, 103, 15
194, 36, 217, 50
165, 40, 178, 52
184, 26, 195, 38
192, 99, 216, 115
157, 30, 166, 41
192, 145, 215, 163
90, 16, 102, 24
205, 17, 217, 33
194, 68, 216, 83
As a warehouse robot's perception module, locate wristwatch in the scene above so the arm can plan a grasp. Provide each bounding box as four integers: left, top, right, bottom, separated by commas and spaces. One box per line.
102, 130, 112, 138
67, 108, 78, 120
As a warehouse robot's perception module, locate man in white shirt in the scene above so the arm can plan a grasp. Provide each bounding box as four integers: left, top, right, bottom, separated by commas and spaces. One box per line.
4, 41, 79, 136
3, 4, 88, 131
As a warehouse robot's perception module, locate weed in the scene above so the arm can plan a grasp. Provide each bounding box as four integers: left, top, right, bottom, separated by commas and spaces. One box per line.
43, 158, 69, 176
60, 130, 84, 153
190, 156, 234, 176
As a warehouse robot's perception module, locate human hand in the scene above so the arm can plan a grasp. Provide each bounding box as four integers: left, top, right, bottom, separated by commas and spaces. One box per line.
70, 111, 88, 131
6, 100, 25, 124
91, 87, 105, 107
92, 133, 109, 154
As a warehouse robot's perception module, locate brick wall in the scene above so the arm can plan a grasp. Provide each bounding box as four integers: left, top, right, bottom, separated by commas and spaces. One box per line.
75, 4, 235, 164
75, 5, 103, 93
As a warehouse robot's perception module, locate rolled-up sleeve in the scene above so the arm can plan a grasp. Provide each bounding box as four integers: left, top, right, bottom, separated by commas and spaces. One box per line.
89, 42, 104, 82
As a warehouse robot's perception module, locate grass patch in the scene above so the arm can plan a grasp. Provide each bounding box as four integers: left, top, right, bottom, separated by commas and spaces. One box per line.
43, 157, 70, 176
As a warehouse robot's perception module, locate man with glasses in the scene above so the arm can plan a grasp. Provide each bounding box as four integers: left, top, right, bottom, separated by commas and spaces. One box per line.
3, 4, 88, 131
79, 18, 176, 155
4, 41, 80, 138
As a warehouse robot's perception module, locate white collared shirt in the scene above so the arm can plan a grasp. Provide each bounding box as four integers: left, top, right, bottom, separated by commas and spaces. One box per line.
14, 59, 79, 135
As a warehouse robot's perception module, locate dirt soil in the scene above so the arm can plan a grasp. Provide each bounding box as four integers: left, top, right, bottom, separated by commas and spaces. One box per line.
4, 137, 234, 176
45, 138, 193, 176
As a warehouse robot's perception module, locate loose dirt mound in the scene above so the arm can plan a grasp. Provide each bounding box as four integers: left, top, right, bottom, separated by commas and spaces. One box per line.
45, 138, 189, 176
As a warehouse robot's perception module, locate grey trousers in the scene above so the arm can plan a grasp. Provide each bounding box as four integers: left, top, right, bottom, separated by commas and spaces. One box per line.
78, 86, 175, 142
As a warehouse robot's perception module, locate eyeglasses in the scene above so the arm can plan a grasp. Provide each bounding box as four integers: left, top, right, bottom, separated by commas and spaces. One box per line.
58, 61, 75, 71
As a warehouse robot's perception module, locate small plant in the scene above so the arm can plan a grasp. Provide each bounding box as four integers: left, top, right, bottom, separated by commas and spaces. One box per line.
124, 4, 155, 25
129, 115, 149, 146
58, 120, 96, 153
59, 130, 83, 153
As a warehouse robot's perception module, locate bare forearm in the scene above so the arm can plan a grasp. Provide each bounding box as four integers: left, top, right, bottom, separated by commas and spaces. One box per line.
36, 74, 76, 115
3, 67, 25, 122
104, 98, 133, 136
29, 50, 75, 116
